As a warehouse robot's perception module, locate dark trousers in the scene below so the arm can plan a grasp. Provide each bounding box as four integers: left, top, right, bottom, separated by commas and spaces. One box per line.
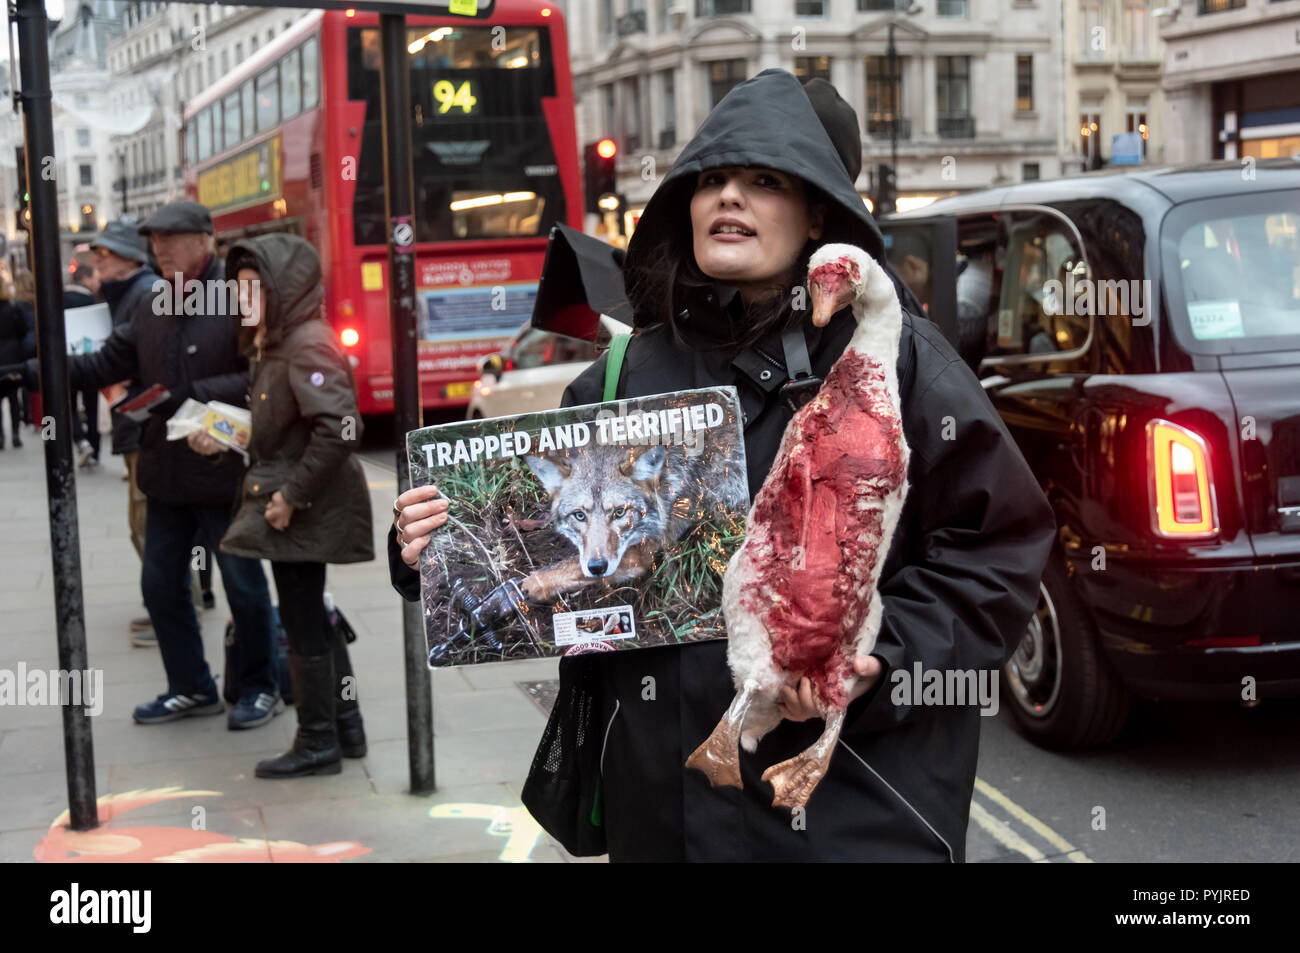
271, 561, 330, 656
0, 380, 20, 443
142, 497, 275, 698
71, 384, 100, 458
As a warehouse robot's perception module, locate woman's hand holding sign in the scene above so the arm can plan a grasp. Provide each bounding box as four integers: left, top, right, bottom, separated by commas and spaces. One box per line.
395, 484, 451, 570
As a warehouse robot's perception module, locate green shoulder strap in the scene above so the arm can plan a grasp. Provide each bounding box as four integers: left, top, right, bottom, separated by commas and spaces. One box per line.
603, 332, 632, 402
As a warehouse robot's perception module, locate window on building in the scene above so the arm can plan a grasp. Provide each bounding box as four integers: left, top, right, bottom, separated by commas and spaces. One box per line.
599, 0, 614, 37
865, 55, 904, 137
795, 0, 826, 15
220, 49, 229, 77
266, 29, 274, 43
241, 81, 256, 138
223, 92, 241, 151
937, 56, 973, 137
658, 69, 676, 149
302, 38, 320, 109
256, 66, 280, 131
659, 0, 675, 31
1126, 0, 1150, 57
1126, 103, 1150, 158
1016, 55, 1033, 111
697, 0, 752, 14
250, 35, 259, 53
1022, 162, 1040, 181
80, 203, 96, 230
282, 46, 302, 118
76, 127, 91, 149
79, 164, 93, 186
794, 56, 831, 82
1197, 0, 1245, 11
185, 122, 197, 167
601, 84, 616, 138
708, 58, 748, 108
937, 0, 969, 15
622, 78, 642, 152
1080, 108, 1102, 162
857, 0, 897, 9
235, 42, 243, 64
1080, 0, 1104, 58
207, 57, 214, 86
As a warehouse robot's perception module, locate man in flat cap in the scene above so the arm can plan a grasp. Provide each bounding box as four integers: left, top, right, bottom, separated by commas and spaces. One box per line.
4, 199, 281, 730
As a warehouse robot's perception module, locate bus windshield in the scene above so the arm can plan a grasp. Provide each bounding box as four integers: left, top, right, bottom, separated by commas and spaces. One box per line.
348, 25, 566, 246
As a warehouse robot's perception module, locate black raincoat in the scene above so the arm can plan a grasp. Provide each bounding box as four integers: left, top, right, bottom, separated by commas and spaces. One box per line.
392, 69, 1055, 861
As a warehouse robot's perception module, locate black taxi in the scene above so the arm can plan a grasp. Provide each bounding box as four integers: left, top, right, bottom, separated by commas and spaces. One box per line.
883, 159, 1300, 748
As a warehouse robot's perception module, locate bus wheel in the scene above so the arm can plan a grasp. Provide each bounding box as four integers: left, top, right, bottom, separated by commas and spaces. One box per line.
1002, 552, 1131, 749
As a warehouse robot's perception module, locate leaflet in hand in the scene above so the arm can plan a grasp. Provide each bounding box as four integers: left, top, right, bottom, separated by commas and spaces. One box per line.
112, 383, 171, 422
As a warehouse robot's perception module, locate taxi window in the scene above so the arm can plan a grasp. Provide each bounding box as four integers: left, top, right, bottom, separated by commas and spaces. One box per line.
992, 212, 1090, 358
512, 329, 553, 370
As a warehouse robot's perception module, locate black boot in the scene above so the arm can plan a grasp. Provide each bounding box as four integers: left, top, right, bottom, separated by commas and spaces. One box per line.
332, 629, 367, 758
255, 653, 342, 778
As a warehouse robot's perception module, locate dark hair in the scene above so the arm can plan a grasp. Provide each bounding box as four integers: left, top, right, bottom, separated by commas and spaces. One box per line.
625, 177, 858, 352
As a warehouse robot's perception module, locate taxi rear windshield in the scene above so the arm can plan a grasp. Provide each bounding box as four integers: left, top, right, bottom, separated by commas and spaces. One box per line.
1165, 193, 1300, 350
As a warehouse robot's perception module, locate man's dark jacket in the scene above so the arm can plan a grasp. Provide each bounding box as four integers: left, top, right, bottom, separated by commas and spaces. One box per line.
100, 266, 157, 455
391, 69, 1056, 861
65, 255, 249, 505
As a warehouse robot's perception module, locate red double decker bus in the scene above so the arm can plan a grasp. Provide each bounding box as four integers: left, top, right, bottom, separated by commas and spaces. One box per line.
181, 2, 582, 414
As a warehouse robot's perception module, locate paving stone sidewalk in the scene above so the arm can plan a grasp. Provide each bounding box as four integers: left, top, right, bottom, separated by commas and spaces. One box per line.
0, 434, 592, 863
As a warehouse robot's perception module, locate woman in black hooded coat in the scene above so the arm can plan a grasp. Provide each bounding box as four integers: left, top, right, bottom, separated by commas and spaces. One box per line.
391, 70, 1055, 861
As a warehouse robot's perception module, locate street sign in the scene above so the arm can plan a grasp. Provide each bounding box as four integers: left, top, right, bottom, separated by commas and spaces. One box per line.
1111, 132, 1144, 166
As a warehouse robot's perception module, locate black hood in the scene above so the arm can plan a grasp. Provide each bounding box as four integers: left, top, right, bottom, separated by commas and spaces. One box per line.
624, 68, 885, 289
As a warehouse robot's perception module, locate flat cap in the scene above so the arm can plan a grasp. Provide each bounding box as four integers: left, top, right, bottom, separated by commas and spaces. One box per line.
138, 200, 213, 236
802, 78, 863, 183
89, 218, 150, 264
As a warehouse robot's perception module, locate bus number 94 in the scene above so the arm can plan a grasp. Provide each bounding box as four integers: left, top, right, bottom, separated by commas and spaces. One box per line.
434, 80, 477, 115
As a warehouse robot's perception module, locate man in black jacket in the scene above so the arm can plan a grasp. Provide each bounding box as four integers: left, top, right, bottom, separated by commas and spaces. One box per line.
6, 201, 281, 730
89, 219, 159, 642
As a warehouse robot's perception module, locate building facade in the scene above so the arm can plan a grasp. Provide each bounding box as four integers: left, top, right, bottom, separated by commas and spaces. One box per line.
566, 0, 1068, 227
106, 2, 308, 221
1063, 0, 1164, 172
1160, 0, 1300, 164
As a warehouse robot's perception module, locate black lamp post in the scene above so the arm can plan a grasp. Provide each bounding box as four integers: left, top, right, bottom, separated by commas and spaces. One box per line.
881, 1, 922, 216
118, 150, 128, 216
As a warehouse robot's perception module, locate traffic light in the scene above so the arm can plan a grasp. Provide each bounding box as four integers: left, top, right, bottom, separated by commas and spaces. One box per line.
583, 138, 618, 215
14, 145, 30, 233
873, 163, 897, 217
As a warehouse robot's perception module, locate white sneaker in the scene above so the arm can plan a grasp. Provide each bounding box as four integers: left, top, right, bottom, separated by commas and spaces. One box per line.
76, 440, 94, 467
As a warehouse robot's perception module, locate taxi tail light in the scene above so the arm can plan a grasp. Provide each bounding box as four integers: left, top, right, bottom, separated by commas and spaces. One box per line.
340, 328, 360, 348
1148, 419, 1218, 539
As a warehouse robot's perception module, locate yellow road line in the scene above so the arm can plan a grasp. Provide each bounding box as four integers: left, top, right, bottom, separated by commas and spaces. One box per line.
968, 799, 1049, 862
975, 776, 1093, 863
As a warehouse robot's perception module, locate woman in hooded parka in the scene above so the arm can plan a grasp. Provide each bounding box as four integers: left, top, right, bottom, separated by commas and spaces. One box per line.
189, 233, 375, 779
391, 70, 1056, 861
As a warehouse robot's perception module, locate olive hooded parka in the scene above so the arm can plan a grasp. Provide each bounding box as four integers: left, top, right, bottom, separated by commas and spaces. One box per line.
219, 234, 374, 565
392, 69, 1056, 861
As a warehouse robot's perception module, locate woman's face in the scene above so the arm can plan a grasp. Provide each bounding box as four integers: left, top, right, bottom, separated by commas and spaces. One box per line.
237, 266, 268, 342
690, 167, 823, 299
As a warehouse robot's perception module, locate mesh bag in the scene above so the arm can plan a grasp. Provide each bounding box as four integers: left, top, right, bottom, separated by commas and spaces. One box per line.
522, 654, 608, 857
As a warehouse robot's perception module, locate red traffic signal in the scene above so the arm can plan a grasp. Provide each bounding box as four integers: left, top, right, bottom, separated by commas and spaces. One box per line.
596, 138, 617, 160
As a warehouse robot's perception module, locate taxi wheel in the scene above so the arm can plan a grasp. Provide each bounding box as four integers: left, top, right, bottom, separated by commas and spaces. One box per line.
1002, 551, 1131, 749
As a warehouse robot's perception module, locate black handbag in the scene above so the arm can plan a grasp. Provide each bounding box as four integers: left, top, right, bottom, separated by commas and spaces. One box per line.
521, 654, 608, 857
